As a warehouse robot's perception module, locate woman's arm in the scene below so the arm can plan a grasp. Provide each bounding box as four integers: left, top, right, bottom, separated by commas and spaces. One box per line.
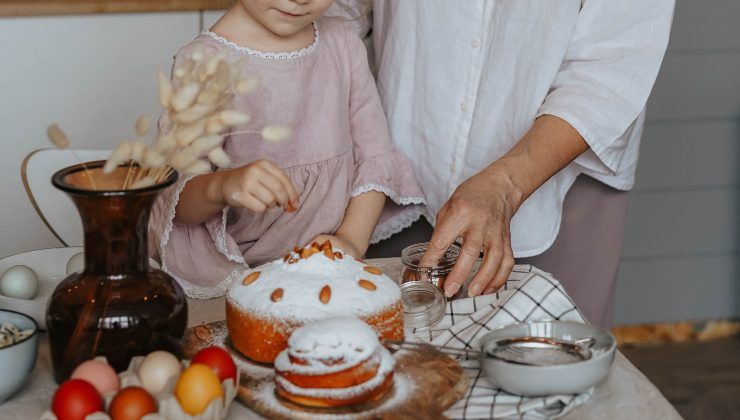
420, 115, 587, 297
312, 190, 385, 257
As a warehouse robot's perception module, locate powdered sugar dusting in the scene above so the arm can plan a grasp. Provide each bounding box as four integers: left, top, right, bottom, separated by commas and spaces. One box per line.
275, 317, 379, 375
276, 346, 394, 399
227, 248, 401, 320
254, 371, 413, 419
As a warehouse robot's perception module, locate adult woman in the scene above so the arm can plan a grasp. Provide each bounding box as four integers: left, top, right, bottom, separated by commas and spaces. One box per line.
334, 0, 674, 327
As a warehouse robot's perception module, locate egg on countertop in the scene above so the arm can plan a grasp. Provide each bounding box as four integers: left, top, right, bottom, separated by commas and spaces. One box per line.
65, 252, 85, 276
138, 350, 182, 395
0, 265, 39, 300
70, 359, 120, 395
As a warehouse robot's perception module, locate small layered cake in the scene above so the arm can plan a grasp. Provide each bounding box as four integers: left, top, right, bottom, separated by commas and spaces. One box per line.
226, 241, 404, 363
274, 317, 395, 407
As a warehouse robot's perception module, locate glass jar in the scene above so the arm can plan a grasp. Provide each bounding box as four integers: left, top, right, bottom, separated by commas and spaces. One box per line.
47, 161, 188, 383
400, 242, 460, 329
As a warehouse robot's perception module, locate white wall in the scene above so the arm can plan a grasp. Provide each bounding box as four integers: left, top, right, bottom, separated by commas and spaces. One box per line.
0, 12, 204, 255
613, 0, 740, 324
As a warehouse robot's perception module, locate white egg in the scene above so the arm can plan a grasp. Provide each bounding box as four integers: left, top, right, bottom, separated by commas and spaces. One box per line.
138, 350, 182, 395
0, 265, 39, 300
66, 252, 85, 275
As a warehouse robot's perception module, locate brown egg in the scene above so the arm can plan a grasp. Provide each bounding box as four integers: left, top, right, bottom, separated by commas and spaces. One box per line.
108, 386, 157, 420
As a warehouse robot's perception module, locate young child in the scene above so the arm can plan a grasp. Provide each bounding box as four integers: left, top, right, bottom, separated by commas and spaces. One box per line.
149, 0, 425, 298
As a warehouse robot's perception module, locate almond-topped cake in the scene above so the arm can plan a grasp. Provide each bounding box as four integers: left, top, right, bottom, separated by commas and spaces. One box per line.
226, 241, 404, 363
274, 317, 395, 407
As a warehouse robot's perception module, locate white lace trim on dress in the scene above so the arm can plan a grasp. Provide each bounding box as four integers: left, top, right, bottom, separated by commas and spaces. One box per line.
351, 183, 425, 206
371, 205, 425, 244
203, 21, 320, 60
206, 206, 246, 265
168, 263, 248, 299
158, 173, 196, 273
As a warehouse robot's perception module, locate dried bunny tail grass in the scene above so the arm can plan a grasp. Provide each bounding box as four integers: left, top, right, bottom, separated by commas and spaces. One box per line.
197, 88, 220, 106
170, 148, 200, 171
130, 140, 147, 163
175, 120, 206, 147
176, 104, 213, 124
208, 147, 231, 168
205, 116, 227, 134
171, 83, 201, 112
191, 135, 225, 155
183, 159, 212, 175
103, 141, 133, 174
130, 176, 156, 189
135, 116, 151, 137
236, 77, 259, 94
157, 69, 173, 109
155, 133, 177, 153
47, 124, 69, 149
261, 125, 292, 143
220, 110, 250, 126
143, 149, 166, 168
174, 58, 195, 80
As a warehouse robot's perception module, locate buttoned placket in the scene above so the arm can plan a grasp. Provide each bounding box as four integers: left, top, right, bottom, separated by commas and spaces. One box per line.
448, 0, 493, 196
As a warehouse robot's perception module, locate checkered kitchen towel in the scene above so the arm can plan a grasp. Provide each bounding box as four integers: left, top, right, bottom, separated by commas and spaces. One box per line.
406, 265, 593, 419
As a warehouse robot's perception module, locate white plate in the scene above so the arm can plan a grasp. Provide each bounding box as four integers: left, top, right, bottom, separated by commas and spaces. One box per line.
0, 247, 82, 330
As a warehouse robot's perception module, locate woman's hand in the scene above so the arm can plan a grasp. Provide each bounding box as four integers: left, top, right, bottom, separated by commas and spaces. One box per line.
419, 115, 590, 298
310, 234, 362, 258
218, 159, 299, 213
420, 168, 523, 297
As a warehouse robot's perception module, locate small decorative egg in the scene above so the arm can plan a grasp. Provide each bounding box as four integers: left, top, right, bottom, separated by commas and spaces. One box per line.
138, 350, 182, 395
109, 386, 157, 420
71, 359, 120, 395
66, 252, 85, 275
51, 379, 104, 420
0, 264, 39, 300
174, 363, 224, 415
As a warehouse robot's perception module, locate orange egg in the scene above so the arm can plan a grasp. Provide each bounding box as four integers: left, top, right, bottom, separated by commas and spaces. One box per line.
174, 363, 224, 415
108, 386, 157, 420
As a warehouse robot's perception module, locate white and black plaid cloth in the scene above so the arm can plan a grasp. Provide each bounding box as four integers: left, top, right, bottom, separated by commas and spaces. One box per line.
406, 265, 593, 419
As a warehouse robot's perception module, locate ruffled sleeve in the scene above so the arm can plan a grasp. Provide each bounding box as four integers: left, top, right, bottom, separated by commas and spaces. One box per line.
344, 25, 426, 241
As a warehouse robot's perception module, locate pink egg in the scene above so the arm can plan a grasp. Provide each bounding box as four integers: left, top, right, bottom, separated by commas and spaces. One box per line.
71, 359, 120, 395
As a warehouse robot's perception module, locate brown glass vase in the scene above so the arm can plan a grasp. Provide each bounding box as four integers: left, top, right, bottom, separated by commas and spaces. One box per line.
47, 161, 188, 383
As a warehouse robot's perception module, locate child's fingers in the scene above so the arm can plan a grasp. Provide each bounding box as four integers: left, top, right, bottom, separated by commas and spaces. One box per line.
259, 161, 299, 208
258, 173, 291, 207
248, 183, 279, 208
232, 192, 267, 213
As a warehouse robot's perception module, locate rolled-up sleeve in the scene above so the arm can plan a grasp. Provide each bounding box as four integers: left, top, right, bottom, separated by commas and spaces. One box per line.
537, 0, 674, 174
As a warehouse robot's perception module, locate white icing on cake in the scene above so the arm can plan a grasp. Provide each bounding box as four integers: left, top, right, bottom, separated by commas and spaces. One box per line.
276, 346, 395, 399
275, 317, 380, 375
227, 248, 401, 321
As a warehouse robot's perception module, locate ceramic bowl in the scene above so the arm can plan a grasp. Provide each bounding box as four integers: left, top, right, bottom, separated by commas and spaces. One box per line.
478, 320, 616, 396
0, 309, 39, 404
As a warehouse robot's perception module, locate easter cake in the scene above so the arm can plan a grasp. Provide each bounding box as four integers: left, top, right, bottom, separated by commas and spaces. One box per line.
226, 241, 403, 363
274, 317, 395, 407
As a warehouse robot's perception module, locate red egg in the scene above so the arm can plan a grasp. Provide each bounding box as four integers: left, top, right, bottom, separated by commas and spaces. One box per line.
52, 379, 104, 420
191, 346, 237, 383
109, 386, 158, 420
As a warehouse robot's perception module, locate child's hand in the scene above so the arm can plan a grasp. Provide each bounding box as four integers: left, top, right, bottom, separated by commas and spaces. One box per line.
310, 234, 362, 258
220, 160, 299, 213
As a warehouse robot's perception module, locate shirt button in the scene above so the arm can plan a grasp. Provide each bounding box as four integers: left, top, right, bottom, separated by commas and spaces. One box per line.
471, 39, 481, 48
449, 162, 456, 173
460, 102, 469, 112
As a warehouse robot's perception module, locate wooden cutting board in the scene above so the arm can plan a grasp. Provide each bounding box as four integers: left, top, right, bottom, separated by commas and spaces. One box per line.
184, 321, 468, 419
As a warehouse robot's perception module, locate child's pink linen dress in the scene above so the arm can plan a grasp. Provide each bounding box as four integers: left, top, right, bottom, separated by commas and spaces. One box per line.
149, 18, 425, 298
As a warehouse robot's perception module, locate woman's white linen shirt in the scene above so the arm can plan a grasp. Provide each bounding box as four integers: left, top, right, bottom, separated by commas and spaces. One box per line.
333, 0, 674, 257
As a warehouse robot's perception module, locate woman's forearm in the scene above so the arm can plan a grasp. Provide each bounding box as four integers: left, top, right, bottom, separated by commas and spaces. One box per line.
335, 190, 386, 255
173, 172, 227, 224
483, 114, 589, 208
